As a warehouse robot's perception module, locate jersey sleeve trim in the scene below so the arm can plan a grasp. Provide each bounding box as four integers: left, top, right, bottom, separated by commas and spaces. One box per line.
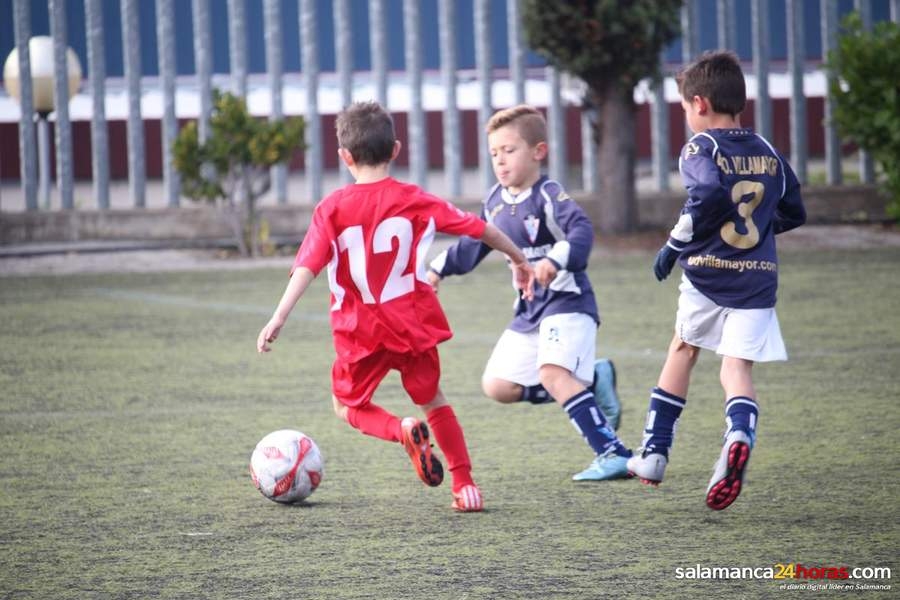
546, 241, 571, 267
429, 249, 448, 277
754, 133, 787, 198
679, 132, 720, 176
483, 183, 502, 225
669, 212, 695, 245
539, 180, 566, 243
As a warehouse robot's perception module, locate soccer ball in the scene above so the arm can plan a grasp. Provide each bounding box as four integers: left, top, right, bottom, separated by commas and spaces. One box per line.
249, 430, 324, 504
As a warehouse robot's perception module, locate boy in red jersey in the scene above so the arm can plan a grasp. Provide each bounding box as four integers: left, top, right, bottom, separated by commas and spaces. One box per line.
257, 101, 534, 512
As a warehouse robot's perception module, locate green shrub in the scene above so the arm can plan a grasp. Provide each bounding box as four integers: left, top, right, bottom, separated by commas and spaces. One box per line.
173, 90, 305, 256
826, 13, 900, 219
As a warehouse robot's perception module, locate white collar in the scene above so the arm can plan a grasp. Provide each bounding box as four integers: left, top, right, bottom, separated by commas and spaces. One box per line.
500, 187, 532, 205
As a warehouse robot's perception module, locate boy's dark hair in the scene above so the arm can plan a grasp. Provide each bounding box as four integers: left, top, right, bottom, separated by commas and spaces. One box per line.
676, 50, 746, 117
335, 101, 396, 166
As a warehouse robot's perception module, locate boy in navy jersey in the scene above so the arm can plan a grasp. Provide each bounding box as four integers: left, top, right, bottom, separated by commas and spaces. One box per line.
626, 51, 806, 509
427, 105, 631, 482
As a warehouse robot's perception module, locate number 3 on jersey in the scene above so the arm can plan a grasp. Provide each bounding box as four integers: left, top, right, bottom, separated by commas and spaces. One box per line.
329, 216, 435, 309
720, 180, 764, 250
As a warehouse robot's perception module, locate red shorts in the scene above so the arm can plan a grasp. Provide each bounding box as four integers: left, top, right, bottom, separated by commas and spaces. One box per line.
332, 347, 441, 408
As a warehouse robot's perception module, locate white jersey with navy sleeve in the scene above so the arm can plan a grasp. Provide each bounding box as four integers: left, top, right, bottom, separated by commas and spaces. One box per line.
429, 176, 599, 332
667, 129, 806, 309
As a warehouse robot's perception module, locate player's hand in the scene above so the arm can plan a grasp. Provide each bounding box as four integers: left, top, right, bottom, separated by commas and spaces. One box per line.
534, 258, 558, 288
425, 269, 441, 293
511, 260, 535, 302
257, 316, 285, 353
653, 245, 679, 281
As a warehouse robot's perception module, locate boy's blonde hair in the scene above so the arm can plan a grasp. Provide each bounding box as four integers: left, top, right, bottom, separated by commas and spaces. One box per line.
485, 105, 547, 146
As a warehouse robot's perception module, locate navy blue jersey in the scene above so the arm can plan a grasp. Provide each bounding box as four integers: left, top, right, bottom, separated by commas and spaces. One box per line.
430, 176, 599, 332
666, 129, 806, 308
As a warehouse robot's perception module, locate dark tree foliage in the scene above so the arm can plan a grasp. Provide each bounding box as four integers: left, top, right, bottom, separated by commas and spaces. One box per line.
522, 1, 682, 232
523, 0, 681, 94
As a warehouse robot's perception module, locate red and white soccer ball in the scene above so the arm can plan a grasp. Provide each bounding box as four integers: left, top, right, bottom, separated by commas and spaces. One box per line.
249, 430, 324, 504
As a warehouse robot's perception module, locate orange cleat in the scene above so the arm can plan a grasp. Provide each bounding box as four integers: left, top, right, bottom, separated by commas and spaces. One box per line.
400, 417, 443, 487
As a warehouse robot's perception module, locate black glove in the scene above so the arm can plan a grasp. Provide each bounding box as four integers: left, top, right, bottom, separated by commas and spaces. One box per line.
653, 245, 680, 281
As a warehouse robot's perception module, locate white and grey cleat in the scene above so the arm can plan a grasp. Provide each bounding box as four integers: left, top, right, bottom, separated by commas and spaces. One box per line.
705, 430, 752, 510
626, 449, 668, 487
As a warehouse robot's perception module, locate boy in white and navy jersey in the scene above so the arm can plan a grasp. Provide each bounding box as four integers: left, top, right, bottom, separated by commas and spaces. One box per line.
427, 105, 630, 482
627, 51, 806, 510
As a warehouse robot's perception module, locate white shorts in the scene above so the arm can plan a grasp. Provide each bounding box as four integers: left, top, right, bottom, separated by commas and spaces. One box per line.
675, 276, 787, 362
483, 312, 597, 387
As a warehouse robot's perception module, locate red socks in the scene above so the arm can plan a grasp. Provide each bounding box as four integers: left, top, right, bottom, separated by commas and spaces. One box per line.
345, 403, 475, 493
426, 405, 474, 492
345, 403, 402, 442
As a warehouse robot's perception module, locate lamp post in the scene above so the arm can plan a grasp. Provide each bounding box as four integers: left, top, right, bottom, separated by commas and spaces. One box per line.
3, 36, 81, 209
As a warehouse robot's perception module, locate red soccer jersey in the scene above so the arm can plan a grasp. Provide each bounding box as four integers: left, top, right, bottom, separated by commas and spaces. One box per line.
293, 177, 486, 362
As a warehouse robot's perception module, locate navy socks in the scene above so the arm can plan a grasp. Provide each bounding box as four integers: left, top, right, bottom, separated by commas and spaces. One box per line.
639, 387, 687, 457
563, 390, 631, 458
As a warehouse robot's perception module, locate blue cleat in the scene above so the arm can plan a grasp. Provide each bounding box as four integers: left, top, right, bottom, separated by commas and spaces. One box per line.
592, 359, 621, 430
572, 450, 632, 482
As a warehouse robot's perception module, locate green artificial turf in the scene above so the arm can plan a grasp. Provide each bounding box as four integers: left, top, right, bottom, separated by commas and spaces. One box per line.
1, 247, 897, 599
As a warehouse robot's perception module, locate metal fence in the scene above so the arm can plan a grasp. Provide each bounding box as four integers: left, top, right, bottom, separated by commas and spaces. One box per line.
3, 0, 900, 213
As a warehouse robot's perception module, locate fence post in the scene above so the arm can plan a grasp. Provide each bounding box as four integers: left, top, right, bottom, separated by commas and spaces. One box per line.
821, 0, 843, 184
121, 0, 146, 208
85, 0, 110, 210
546, 67, 566, 188
475, 0, 493, 190
156, 0, 180, 207
752, 0, 772, 142
50, 0, 75, 210
438, 0, 461, 198
264, 0, 287, 202
854, 0, 875, 184
651, 51, 670, 192
301, 0, 322, 204
787, 0, 808, 184
193, 0, 212, 144
681, 1, 697, 141
13, 0, 38, 211
335, 0, 353, 185
403, 0, 426, 188
369, 0, 388, 106
507, 0, 526, 105
717, 0, 736, 50
581, 104, 598, 193
228, 0, 247, 98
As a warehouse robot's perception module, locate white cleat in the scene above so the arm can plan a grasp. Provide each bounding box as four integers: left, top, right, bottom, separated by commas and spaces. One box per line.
626, 449, 668, 486
705, 430, 752, 511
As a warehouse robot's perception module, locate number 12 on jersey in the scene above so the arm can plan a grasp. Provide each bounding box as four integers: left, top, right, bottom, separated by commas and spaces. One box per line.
329, 216, 436, 308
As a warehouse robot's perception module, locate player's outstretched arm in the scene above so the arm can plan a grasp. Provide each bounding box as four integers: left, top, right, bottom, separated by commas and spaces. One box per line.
479, 223, 535, 301
257, 267, 316, 353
